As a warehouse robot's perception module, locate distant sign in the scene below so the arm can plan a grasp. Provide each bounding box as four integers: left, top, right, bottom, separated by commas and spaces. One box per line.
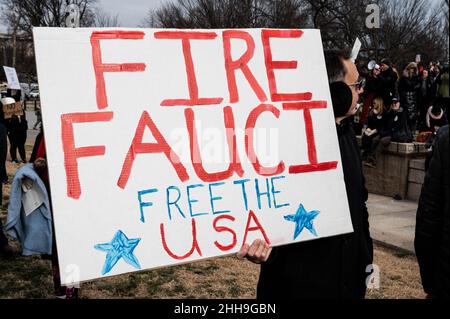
3, 66, 21, 90
351, 38, 362, 63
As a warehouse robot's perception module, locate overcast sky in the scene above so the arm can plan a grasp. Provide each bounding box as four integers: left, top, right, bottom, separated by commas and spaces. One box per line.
98, 0, 170, 27
0, 0, 170, 32
0, 0, 443, 32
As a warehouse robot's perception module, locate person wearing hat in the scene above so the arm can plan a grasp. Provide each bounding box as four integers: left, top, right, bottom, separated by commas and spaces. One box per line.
426, 104, 448, 134
381, 96, 413, 143
359, 63, 383, 127
379, 58, 398, 106
238, 50, 373, 299
2, 90, 28, 164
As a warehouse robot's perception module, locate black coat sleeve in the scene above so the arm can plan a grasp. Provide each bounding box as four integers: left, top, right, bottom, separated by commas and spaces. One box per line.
414, 127, 446, 295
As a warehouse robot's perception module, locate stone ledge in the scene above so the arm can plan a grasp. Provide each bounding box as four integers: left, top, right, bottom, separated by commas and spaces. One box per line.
359, 135, 427, 201
356, 136, 429, 155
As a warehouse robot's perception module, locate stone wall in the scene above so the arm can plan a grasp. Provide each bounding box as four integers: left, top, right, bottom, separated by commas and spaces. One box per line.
407, 159, 426, 201
358, 137, 428, 201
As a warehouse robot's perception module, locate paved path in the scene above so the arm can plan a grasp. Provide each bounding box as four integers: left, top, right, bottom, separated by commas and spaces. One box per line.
367, 193, 418, 254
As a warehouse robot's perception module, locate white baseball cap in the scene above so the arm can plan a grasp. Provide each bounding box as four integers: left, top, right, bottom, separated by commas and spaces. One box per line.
0, 97, 16, 105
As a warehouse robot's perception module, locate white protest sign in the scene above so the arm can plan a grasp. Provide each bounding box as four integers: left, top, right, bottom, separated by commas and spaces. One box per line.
351, 38, 362, 63
33, 28, 353, 284
3, 66, 21, 90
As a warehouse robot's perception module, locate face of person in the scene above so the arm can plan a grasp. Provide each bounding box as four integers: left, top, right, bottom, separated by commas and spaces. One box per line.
423, 70, 428, 78
373, 67, 381, 76
391, 101, 400, 110
343, 59, 363, 116
380, 63, 389, 71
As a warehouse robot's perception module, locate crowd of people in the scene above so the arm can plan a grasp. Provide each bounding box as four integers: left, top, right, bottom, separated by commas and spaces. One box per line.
357, 59, 449, 168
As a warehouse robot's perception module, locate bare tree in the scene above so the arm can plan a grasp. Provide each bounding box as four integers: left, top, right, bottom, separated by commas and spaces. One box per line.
141, 0, 308, 29
441, 0, 449, 60
94, 7, 120, 27
0, 0, 98, 37
375, 0, 447, 67
0, 0, 98, 79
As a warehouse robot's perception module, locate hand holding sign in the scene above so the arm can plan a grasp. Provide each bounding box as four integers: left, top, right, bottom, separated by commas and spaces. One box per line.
237, 239, 272, 264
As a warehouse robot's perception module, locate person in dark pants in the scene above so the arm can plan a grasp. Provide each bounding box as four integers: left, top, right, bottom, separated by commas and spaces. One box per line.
0, 122, 7, 183
7, 113, 28, 164
379, 58, 398, 106
415, 125, 449, 299
4, 89, 28, 163
238, 50, 373, 299
399, 62, 421, 134
0, 218, 13, 257
0, 121, 14, 257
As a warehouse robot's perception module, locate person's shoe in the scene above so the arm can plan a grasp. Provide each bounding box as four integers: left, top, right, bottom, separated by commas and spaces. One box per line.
65, 287, 79, 299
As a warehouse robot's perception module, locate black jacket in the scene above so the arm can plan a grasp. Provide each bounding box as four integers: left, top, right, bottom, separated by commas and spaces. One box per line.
381, 107, 412, 142
415, 125, 449, 299
365, 75, 383, 98
257, 119, 373, 299
366, 111, 385, 132
399, 76, 421, 118
379, 68, 398, 104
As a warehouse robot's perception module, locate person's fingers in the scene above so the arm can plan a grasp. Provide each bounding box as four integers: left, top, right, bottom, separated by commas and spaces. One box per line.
247, 239, 261, 257
254, 240, 266, 260
236, 244, 249, 259
263, 247, 272, 262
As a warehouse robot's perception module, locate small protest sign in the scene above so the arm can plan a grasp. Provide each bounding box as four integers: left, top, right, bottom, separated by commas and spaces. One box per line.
3, 66, 21, 90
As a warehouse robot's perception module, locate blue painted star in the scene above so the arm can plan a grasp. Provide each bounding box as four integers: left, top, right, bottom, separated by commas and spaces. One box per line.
284, 204, 320, 240
94, 230, 142, 275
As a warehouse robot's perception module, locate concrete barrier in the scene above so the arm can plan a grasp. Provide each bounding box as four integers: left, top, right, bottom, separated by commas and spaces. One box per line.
357, 136, 428, 201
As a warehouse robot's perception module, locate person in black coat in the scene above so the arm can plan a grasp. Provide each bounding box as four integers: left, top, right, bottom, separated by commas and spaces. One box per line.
361, 97, 386, 167
382, 97, 413, 143
359, 65, 383, 128
4, 89, 28, 163
418, 70, 438, 131
238, 50, 373, 299
0, 122, 7, 184
379, 58, 398, 106
0, 121, 14, 257
399, 62, 421, 134
415, 125, 449, 299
